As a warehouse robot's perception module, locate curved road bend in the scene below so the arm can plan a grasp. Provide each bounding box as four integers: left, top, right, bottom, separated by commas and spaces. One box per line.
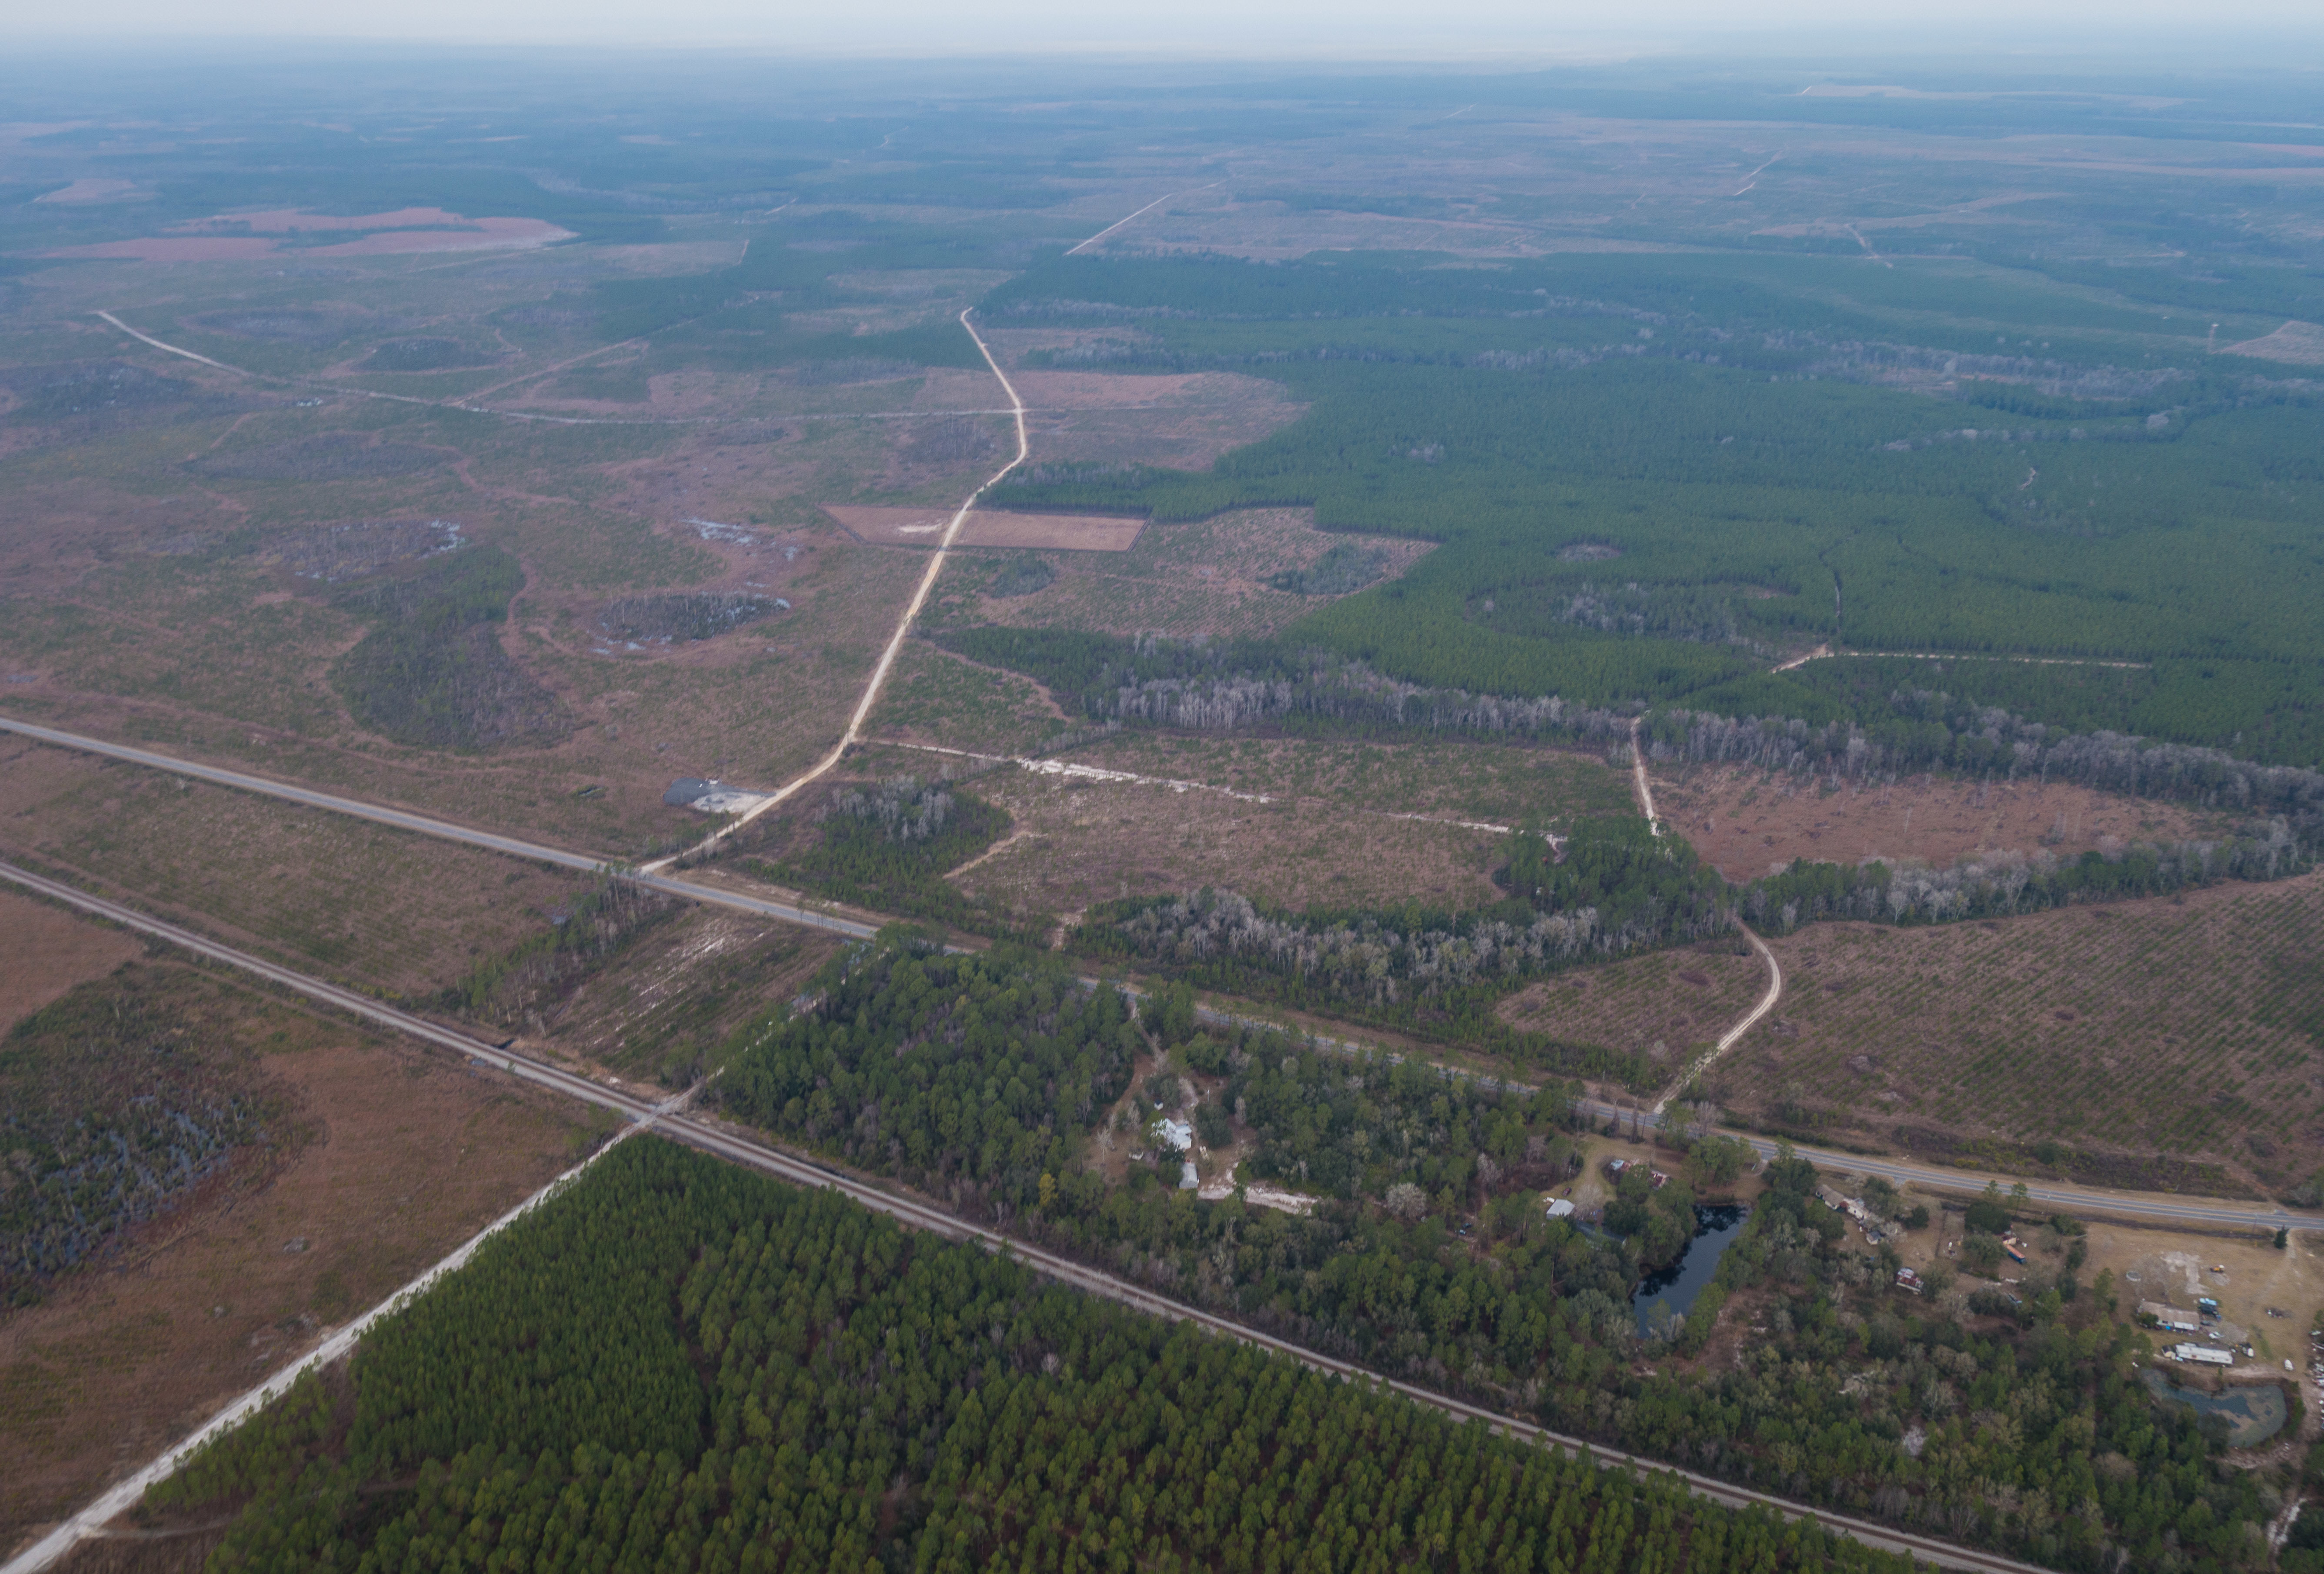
1621, 715, 1787, 1116
6, 712, 2318, 1238
1650, 921, 1781, 1117
1605, 707, 2316, 1232
0, 859, 2039, 1574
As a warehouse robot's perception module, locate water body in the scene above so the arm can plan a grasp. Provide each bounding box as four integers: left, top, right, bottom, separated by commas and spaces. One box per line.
2141, 1367, 2287, 1447
1634, 1204, 1750, 1338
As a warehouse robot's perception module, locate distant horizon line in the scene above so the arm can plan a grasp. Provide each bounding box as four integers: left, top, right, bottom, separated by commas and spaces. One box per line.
3, 28, 2323, 63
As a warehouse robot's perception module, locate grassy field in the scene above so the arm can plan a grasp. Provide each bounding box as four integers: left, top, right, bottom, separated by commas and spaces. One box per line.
1648, 759, 2232, 880
0, 885, 143, 1030
1496, 939, 1767, 1076
1703, 873, 2324, 1195
1066, 730, 1639, 827
952, 765, 1512, 921
859, 637, 1067, 756
0, 230, 982, 860
0, 954, 595, 1554
950, 507, 1431, 641
503, 906, 846, 1086
0, 739, 592, 998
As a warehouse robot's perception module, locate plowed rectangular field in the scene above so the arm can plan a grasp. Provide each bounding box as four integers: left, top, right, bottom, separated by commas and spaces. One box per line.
824, 504, 1146, 551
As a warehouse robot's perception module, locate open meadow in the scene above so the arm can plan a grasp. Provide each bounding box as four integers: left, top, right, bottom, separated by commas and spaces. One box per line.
1648, 760, 2232, 879
0, 737, 593, 999
1703, 872, 2324, 1196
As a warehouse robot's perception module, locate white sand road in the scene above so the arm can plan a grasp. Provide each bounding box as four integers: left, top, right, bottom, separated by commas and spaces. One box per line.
0, 859, 2061, 1574
93, 310, 715, 430
639, 307, 1029, 874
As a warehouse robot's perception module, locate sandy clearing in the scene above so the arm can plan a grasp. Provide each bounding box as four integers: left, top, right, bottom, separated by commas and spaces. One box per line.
640, 309, 1033, 873
0, 889, 141, 1033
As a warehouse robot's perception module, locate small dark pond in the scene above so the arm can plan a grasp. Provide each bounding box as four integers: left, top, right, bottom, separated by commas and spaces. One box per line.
2141, 1368, 2286, 1447
1633, 1204, 1749, 1338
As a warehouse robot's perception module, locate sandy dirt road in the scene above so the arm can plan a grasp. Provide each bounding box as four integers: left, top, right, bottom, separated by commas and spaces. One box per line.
1627, 716, 1782, 1113
639, 307, 1030, 872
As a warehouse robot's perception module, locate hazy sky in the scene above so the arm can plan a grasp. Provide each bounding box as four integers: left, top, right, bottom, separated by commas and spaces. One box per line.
9, 0, 2324, 52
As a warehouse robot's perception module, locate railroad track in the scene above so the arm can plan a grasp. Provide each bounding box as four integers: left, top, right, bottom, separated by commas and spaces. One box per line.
3, 857, 2049, 1574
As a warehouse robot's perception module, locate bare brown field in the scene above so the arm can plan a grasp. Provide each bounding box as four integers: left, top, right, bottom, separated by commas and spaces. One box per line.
930, 359, 1307, 471
1708, 871, 2324, 1195
1648, 762, 2224, 879
953, 767, 1508, 920
823, 504, 1146, 552
860, 640, 1068, 757
0, 288, 950, 860
0, 477, 252, 598
0, 886, 142, 1031
0, 738, 592, 997
47, 213, 570, 262
1496, 940, 1767, 1074
972, 506, 1430, 639
0, 964, 594, 1557
1, 499, 931, 859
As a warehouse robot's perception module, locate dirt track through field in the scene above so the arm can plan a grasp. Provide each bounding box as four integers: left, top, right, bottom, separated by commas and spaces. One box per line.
91, 310, 707, 430
1630, 715, 1783, 1112
639, 307, 1030, 872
